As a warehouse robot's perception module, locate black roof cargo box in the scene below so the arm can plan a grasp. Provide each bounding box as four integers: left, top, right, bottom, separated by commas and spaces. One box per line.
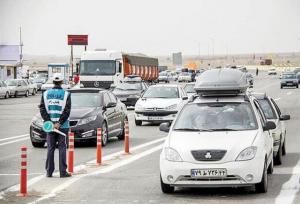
195, 68, 248, 96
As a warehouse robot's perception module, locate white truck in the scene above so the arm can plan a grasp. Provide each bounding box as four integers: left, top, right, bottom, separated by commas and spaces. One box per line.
79, 49, 159, 89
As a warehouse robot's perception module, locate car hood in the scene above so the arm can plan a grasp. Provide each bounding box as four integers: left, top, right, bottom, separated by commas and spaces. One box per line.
136, 98, 181, 109
113, 90, 142, 96
70, 107, 100, 119
281, 78, 297, 82
168, 130, 258, 163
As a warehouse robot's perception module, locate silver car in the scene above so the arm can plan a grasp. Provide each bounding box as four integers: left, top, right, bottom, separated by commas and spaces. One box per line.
6, 79, 30, 97
26, 79, 38, 95
0, 80, 10, 99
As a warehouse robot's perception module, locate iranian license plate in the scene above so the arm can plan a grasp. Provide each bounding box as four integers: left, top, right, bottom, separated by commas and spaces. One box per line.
191, 169, 227, 178
287, 83, 293, 86
148, 116, 164, 120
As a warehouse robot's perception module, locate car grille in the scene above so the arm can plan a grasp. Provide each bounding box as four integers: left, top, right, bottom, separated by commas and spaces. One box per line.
69, 120, 78, 127
136, 110, 177, 116
191, 150, 227, 161
81, 81, 113, 89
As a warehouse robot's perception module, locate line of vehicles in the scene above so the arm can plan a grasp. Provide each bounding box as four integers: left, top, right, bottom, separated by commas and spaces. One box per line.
28, 65, 291, 194
0, 79, 38, 98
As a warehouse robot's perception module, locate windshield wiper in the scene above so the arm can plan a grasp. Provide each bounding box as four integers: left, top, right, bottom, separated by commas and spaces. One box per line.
173, 128, 213, 132
209, 128, 238, 131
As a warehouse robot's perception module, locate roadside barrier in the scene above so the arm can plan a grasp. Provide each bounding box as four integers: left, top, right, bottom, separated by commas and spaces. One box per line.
68, 132, 74, 173
124, 121, 130, 154
18, 146, 27, 196
96, 128, 102, 165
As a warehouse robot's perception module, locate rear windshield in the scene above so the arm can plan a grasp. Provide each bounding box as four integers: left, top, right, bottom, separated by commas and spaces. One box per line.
173, 102, 258, 131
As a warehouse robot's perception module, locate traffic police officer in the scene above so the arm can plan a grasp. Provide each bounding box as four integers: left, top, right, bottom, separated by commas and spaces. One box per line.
40, 74, 72, 178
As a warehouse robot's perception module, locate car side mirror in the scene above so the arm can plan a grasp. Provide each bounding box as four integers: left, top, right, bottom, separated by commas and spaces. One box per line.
182, 96, 188, 100
280, 114, 290, 121
159, 122, 171, 133
106, 102, 117, 108
263, 121, 276, 131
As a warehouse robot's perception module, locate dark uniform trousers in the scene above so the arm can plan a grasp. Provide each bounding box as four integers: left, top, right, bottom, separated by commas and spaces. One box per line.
46, 128, 69, 176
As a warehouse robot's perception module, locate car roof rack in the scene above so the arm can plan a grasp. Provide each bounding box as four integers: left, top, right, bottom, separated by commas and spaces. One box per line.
194, 68, 249, 97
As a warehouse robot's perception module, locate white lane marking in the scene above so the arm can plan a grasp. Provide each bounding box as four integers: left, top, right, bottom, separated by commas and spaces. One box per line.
0, 137, 165, 198
273, 167, 300, 175
275, 159, 300, 204
0, 134, 29, 142
29, 144, 163, 204
274, 98, 281, 101
286, 91, 293, 95
0, 137, 29, 146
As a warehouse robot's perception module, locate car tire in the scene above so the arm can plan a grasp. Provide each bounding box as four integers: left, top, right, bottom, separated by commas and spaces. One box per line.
15, 91, 18, 97
160, 175, 174, 194
117, 118, 127, 140
102, 121, 108, 146
135, 119, 142, 126
267, 157, 274, 174
4, 92, 9, 99
255, 160, 268, 193
32, 89, 37, 95
31, 140, 45, 148
296, 85, 299, 88
274, 140, 283, 165
25, 90, 29, 97
280, 85, 283, 89
282, 138, 286, 156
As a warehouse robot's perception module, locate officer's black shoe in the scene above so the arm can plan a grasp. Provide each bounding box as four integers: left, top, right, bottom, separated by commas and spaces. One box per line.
46, 174, 52, 178
60, 172, 72, 178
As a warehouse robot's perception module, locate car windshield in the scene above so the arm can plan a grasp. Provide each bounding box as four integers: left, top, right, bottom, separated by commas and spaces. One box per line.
115, 83, 142, 91
184, 84, 195, 93
143, 86, 179, 98
71, 93, 101, 108
257, 99, 277, 119
6, 80, 17, 86
282, 74, 296, 79
159, 72, 167, 76
80, 60, 116, 76
173, 102, 258, 131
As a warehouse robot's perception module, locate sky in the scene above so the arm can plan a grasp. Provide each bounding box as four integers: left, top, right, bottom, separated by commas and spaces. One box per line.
1, 0, 300, 57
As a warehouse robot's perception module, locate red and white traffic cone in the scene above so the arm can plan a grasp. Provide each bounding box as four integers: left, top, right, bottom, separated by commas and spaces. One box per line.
68, 132, 74, 174
124, 121, 130, 154
96, 128, 102, 165
18, 146, 27, 197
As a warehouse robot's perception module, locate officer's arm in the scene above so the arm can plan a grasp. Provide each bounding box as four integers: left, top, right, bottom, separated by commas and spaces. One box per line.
58, 93, 71, 126
39, 94, 51, 121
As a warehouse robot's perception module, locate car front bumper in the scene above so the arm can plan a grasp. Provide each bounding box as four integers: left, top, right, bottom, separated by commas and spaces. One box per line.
135, 111, 177, 122
160, 156, 265, 187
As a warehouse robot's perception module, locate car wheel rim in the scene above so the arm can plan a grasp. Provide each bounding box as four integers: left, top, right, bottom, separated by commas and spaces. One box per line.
102, 124, 107, 145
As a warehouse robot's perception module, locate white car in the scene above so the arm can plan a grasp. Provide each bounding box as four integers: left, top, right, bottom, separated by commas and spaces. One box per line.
0, 80, 10, 99
268, 69, 277, 75
178, 72, 192, 82
159, 68, 275, 194
6, 79, 30, 97
183, 83, 196, 99
41, 79, 70, 92
254, 93, 290, 165
134, 84, 188, 126
26, 79, 38, 95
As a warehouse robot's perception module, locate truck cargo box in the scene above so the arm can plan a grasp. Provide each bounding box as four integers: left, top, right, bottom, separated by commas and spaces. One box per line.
194, 68, 249, 96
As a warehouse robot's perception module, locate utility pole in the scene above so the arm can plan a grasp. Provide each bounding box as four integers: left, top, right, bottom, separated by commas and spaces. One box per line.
19, 27, 23, 68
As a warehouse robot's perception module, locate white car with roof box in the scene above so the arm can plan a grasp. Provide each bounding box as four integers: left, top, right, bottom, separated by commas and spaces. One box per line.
159, 68, 275, 194
253, 93, 290, 165
134, 84, 188, 126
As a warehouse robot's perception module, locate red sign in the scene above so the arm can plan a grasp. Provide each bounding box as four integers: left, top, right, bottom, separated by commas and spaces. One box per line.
68, 35, 88, 45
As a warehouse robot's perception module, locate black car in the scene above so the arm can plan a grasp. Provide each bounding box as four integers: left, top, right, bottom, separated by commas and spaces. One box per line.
112, 81, 148, 107
30, 88, 128, 147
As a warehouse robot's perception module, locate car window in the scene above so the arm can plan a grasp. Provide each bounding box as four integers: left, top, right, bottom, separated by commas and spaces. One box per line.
270, 98, 281, 116
71, 93, 101, 107
108, 92, 117, 103
21, 80, 27, 86
143, 86, 179, 98
173, 102, 258, 131
253, 101, 267, 127
103, 93, 111, 105
257, 99, 277, 119
184, 84, 196, 93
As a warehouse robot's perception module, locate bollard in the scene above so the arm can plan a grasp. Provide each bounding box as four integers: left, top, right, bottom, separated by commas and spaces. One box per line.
96, 128, 102, 165
19, 146, 27, 196
124, 121, 130, 154
68, 132, 74, 173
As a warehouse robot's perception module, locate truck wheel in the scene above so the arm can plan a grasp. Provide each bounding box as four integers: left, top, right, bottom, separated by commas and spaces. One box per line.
160, 175, 174, 194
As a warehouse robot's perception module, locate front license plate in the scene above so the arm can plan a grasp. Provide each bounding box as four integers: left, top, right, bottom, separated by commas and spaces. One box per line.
191, 169, 227, 178
148, 116, 164, 120
287, 83, 293, 86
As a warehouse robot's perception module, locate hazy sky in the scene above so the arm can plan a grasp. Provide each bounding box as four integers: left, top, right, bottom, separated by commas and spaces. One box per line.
1, 0, 300, 56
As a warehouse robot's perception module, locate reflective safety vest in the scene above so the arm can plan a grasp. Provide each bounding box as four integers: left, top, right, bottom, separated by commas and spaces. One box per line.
43, 88, 70, 129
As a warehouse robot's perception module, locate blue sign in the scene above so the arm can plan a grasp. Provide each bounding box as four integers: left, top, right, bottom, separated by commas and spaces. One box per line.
43, 121, 54, 133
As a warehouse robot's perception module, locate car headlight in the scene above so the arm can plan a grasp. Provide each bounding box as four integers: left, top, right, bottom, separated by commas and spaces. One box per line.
164, 147, 182, 162
135, 103, 144, 111
166, 104, 177, 110
236, 146, 257, 161
77, 116, 97, 125
32, 116, 43, 127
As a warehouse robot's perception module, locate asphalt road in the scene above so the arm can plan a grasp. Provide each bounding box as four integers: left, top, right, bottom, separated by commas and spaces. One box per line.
1, 71, 300, 203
